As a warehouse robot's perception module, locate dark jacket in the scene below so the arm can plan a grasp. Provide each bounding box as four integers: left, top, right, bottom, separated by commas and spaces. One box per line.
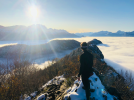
78, 50, 93, 77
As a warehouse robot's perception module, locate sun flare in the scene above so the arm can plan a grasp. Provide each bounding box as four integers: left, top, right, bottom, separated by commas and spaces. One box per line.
29, 6, 39, 20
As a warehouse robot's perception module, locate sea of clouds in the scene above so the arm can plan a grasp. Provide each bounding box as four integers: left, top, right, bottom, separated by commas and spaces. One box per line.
73, 37, 134, 76
0, 37, 134, 76
53, 37, 134, 76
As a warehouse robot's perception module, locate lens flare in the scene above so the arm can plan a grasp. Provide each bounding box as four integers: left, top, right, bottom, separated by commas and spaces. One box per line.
29, 6, 39, 20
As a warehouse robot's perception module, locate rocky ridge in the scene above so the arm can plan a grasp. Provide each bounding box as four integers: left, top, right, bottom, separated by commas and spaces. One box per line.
24, 39, 123, 100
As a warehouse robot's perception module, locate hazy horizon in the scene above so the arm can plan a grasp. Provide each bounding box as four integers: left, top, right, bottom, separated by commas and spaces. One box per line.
0, 24, 134, 34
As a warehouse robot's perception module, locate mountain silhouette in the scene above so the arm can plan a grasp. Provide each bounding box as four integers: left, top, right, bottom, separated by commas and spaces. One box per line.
0, 24, 77, 41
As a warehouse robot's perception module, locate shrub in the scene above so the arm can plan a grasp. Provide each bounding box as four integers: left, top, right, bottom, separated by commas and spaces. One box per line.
0, 50, 134, 100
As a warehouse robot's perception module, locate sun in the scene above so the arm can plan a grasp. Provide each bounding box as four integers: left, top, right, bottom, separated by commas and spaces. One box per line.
29, 6, 39, 20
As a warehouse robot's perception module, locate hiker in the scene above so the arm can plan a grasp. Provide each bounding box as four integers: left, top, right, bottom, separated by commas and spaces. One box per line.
78, 42, 93, 100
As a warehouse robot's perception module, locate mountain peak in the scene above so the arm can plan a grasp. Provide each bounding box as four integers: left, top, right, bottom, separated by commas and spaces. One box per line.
0, 25, 4, 28
116, 30, 125, 34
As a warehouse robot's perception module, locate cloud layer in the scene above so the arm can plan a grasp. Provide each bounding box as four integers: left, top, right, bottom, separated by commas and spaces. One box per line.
57, 37, 134, 76
72, 37, 134, 76
0, 37, 134, 76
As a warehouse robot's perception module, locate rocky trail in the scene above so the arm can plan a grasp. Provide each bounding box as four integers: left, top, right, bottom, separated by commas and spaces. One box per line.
24, 73, 120, 100
24, 39, 121, 100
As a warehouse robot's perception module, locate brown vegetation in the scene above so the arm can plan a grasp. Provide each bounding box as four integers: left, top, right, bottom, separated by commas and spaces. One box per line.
0, 51, 134, 100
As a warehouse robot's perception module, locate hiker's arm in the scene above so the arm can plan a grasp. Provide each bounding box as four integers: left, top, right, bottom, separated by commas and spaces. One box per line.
91, 54, 93, 67
78, 55, 84, 77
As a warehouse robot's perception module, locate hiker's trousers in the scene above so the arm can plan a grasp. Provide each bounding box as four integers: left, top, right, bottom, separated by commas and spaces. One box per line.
82, 75, 90, 100
82, 73, 93, 100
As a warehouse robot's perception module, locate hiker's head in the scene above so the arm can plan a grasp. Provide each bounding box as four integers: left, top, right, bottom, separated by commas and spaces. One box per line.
80, 42, 88, 51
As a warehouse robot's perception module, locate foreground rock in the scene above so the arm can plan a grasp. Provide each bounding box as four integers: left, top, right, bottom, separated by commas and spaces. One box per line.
24, 75, 68, 100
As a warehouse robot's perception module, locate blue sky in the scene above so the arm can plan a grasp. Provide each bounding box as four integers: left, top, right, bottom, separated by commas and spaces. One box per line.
0, 0, 134, 33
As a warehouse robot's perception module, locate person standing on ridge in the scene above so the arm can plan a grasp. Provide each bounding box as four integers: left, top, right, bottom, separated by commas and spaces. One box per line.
78, 42, 93, 100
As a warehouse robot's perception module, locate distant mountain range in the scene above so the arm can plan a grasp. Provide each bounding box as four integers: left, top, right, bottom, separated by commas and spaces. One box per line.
1, 25, 133, 41
0, 24, 77, 41
74, 30, 134, 37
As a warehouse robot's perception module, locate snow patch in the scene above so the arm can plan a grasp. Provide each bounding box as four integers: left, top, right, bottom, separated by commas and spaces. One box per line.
64, 72, 114, 100
24, 96, 31, 100
37, 93, 48, 100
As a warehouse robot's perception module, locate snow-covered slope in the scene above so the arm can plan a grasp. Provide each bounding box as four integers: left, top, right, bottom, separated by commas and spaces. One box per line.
64, 73, 116, 100
24, 73, 119, 100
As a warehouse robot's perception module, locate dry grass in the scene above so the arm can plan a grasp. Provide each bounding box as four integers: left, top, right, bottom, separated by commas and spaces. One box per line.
0, 51, 134, 100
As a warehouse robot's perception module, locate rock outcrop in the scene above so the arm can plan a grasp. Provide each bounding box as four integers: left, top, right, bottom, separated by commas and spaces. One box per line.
24, 75, 66, 100
88, 39, 102, 45
88, 44, 104, 59
69, 39, 104, 59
